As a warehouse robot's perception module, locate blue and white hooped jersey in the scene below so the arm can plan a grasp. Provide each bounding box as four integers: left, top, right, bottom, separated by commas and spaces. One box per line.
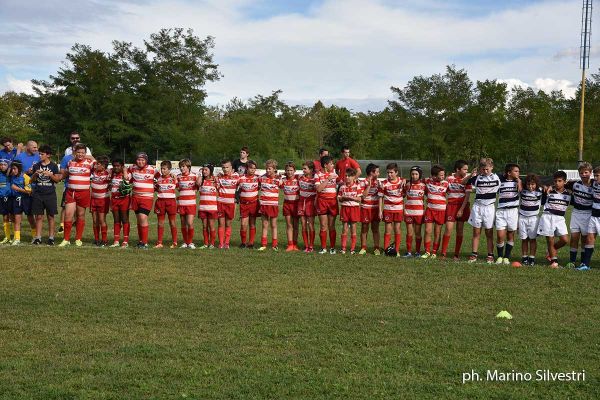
542, 189, 572, 217
519, 189, 542, 217
566, 179, 593, 212
467, 173, 501, 206
591, 181, 600, 218
498, 176, 519, 208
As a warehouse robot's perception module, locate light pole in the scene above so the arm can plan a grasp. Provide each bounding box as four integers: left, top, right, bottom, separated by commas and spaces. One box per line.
579, 0, 593, 164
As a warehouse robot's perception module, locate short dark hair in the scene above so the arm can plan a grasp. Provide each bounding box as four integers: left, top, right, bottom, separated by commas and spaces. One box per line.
97, 155, 110, 168
553, 170, 567, 180
366, 163, 379, 175
73, 143, 86, 151
240, 146, 249, 155
246, 160, 257, 168
0, 137, 13, 145
341, 145, 350, 152
345, 168, 357, 177
221, 159, 232, 166
431, 164, 445, 177
69, 131, 80, 138
39, 144, 53, 155
320, 155, 333, 166
112, 158, 124, 166
504, 163, 520, 175
386, 162, 398, 172
302, 160, 315, 172
318, 148, 328, 156
454, 160, 468, 171
161, 160, 172, 169
524, 173, 540, 188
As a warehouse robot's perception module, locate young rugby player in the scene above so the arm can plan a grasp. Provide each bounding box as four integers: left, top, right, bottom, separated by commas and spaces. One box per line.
537, 171, 571, 268
198, 164, 218, 249
466, 158, 501, 263
564, 162, 594, 268
281, 162, 300, 251
338, 168, 361, 254
379, 162, 405, 257
403, 166, 425, 257
9, 161, 31, 245
30, 145, 61, 245
518, 174, 543, 266
126, 152, 157, 249
108, 158, 130, 247
237, 160, 259, 249
258, 160, 281, 251
315, 156, 339, 254
177, 159, 198, 248
216, 159, 239, 249
154, 160, 178, 248
422, 165, 449, 259
495, 164, 522, 264
0, 158, 11, 243
358, 163, 382, 255
90, 156, 111, 246
442, 160, 470, 259
298, 161, 318, 252
579, 166, 600, 270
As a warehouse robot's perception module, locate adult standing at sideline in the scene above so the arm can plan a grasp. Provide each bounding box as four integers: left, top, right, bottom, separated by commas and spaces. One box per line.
64, 131, 92, 157
0, 137, 23, 163
232, 146, 252, 176
335, 146, 361, 183
14, 140, 40, 175
314, 148, 329, 173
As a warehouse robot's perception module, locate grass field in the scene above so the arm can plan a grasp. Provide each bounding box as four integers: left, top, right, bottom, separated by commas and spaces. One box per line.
1, 200, 599, 399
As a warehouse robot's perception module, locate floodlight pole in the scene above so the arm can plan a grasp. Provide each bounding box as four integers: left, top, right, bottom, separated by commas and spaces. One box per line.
578, 0, 593, 164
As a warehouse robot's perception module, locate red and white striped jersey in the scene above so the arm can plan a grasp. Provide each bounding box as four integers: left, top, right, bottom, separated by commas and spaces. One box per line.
67, 159, 95, 191
110, 171, 126, 199
281, 176, 300, 202
155, 175, 177, 199
128, 165, 158, 198
90, 170, 110, 199
238, 174, 259, 203
298, 175, 318, 198
359, 177, 380, 209
424, 178, 449, 211
404, 181, 426, 216
198, 177, 218, 212
379, 178, 406, 212
259, 175, 281, 206
316, 171, 338, 199
338, 182, 361, 207
177, 173, 198, 206
446, 174, 470, 205
217, 173, 240, 204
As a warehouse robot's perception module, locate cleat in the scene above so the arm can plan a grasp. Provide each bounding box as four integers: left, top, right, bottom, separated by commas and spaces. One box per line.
92, 240, 99, 247
188, 243, 196, 249
57, 226, 64, 233
180, 243, 188, 249
350, 250, 356, 255
373, 248, 381, 256
304, 247, 310, 253
522, 259, 530, 266
169, 243, 178, 249
239, 243, 246, 249
396, 252, 401, 258
329, 248, 336, 255
136, 243, 149, 249
502, 258, 510, 265
11, 239, 21, 246
47, 238, 55, 246
565, 262, 576, 269
467, 255, 477, 263
403, 252, 413, 258
430, 254, 437, 260
219, 243, 225, 249
0, 237, 10, 244
293, 244, 300, 251
318, 248, 328, 254
358, 248, 367, 255
421, 252, 431, 259
121, 242, 129, 248
285, 245, 295, 252
246, 244, 254, 250
109, 241, 120, 248
486, 256, 494, 264
208, 244, 215, 249
414, 252, 421, 257
272, 246, 278, 252
58, 240, 70, 247
32, 238, 42, 245
529, 260, 535, 267
575, 264, 590, 271
224, 244, 230, 249
340, 249, 346, 254
495, 257, 504, 265
453, 255, 460, 261
199, 244, 209, 249
75, 239, 83, 247
257, 246, 268, 251
549, 262, 560, 269
154, 243, 164, 249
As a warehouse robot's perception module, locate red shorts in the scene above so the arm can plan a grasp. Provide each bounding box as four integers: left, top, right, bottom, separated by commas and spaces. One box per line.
360, 207, 380, 224
217, 202, 235, 220
90, 197, 110, 214
260, 205, 279, 218
198, 209, 218, 220
298, 197, 316, 217
111, 196, 130, 212
131, 196, 153, 214
239, 201, 260, 218
155, 198, 177, 215
404, 214, 424, 225
316, 197, 338, 216
424, 208, 446, 225
283, 201, 298, 217
341, 206, 360, 223
65, 189, 91, 208
177, 204, 197, 216
383, 211, 403, 223
446, 202, 470, 222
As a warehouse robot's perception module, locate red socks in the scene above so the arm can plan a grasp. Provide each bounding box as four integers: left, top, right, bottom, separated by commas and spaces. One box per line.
406, 234, 413, 253
425, 241, 431, 253
114, 222, 121, 242
64, 221, 73, 241
320, 230, 327, 249
384, 233, 391, 249
341, 233, 347, 250
416, 238, 422, 253
454, 235, 463, 257
249, 227, 256, 246
225, 226, 232, 245
441, 235, 451, 256
75, 219, 85, 240
93, 225, 99, 241
394, 233, 401, 252
302, 229, 309, 248
123, 223, 130, 243
141, 225, 149, 244
203, 227, 209, 245
240, 229, 247, 245
350, 234, 356, 251
218, 226, 225, 246
329, 229, 336, 248
210, 229, 216, 246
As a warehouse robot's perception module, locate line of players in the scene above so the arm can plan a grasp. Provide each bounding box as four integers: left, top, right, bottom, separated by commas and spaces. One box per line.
1, 143, 598, 270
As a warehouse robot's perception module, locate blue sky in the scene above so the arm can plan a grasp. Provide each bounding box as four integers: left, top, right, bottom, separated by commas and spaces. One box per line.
1, 0, 596, 111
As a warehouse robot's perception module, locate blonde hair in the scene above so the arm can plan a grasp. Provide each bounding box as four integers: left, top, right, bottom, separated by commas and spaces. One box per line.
479, 158, 493, 168
179, 159, 192, 169
265, 159, 278, 169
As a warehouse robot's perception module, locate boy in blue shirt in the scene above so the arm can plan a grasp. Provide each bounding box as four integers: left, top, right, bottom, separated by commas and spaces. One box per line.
0, 158, 12, 243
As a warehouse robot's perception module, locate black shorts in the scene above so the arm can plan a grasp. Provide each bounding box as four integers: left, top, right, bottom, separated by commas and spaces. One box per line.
12, 195, 32, 215
0, 196, 12, 216
32, 191, 58, 216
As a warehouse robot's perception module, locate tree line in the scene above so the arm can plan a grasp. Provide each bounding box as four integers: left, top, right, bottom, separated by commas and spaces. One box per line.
1, 27, 599, 174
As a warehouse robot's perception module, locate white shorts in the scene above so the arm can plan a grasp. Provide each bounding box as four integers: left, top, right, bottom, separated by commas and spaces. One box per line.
496, 207, 519, 231
518, 215, 538, 240
468, 203, 495, 229
570, 211, 591, 234
536, 213, 568, 237
587, 216, 600, 235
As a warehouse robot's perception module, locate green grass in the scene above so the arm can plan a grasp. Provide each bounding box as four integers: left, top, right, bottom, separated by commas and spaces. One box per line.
1, 197, 599, 399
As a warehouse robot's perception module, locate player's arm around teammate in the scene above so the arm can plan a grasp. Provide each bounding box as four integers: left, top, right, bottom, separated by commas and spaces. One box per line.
442, 160, 470, 260
358, 163, 381, 255
579, 166, 600, 270
422, 165, 448, 259
281, 162, 300, 252
258, 160, 281, 251
338, 168, 361, 254
402, 166, 425, 257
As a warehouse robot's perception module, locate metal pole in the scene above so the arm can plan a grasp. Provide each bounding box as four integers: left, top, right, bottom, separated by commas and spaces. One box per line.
578, 68, 586, 164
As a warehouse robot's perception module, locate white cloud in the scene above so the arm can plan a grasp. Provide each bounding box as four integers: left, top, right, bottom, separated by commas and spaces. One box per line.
533, 78, 577, 97
1, 76, 35, 95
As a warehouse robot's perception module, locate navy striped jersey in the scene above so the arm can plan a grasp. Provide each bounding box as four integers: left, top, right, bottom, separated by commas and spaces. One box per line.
467, 173, 501, 206
542, 189, 572, 217
565, 179, 594, 212
498, 176, 519, 208
592, 181, 600, 218
519, 189, 542, 217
